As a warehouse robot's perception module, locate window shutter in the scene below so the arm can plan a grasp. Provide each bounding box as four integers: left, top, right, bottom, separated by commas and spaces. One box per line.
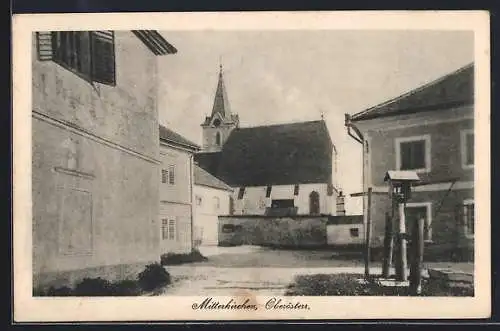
36, 32, 54, 61
90, 31, 116, 85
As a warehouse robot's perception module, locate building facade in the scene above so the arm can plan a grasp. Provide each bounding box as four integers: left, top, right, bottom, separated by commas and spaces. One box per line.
193, 165, 233, 246
345, 63, 474, 259
195, 66, 339, 217
159, 125, 200, 254
32, 30, 177, 289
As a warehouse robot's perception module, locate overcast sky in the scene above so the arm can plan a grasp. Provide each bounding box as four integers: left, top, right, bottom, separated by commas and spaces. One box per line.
156, 30, 474, 214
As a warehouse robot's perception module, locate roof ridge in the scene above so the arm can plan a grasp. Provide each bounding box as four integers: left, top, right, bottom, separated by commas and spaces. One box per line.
236, 119, 325, 130
350, 62, 474, 120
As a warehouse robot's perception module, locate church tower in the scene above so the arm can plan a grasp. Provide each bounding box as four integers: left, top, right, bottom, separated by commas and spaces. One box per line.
201, 64, 239, 153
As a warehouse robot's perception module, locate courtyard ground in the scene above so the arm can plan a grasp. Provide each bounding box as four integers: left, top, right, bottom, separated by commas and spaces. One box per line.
159, 245, 474, 296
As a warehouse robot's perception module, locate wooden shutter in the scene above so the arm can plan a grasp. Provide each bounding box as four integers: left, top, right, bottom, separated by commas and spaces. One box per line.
90, 31, 116, 85
36, 32, 54, 61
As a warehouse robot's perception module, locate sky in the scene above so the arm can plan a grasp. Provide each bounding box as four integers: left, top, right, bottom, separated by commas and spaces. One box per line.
156, 30, 474, 214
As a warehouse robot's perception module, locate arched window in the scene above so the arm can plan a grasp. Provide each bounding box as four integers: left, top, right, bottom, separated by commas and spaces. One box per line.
309, 191, 320, 215
215, 132, 221, 146
229, 196, 235, 215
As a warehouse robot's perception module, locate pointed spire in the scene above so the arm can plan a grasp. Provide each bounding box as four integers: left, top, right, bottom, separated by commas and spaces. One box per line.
211, 61, 231, 118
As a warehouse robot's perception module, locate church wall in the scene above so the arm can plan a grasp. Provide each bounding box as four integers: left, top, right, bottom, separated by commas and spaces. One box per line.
232, 183, 336, 216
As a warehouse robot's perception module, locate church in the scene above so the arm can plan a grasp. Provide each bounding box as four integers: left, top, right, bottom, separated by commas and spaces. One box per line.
194, 65, 340, 216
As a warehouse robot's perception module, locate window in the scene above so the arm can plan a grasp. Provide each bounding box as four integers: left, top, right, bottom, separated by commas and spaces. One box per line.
463, 200, 474, 237
162, 218, 176, 240
161, 169, 168, 183
405, 202, 432, 242
215, 132, 221, 146
293, 184, 300, 196
213, 196, 220, 210
265, 186, 272, 198
461, 130, 474, 169
229, 196, 235, 215
196, 195, 203, 206
309, 191, 320, 215
168, 165, 175, 185
271, 199, 295, 209
237, 187, 245, 200
350, 228, 359, 238
36, 31, 116, 85
395, 135, 431, 172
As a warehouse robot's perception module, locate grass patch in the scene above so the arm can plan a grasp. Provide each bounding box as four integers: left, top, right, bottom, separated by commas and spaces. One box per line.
160, 249, 208, 266
284, 273, 473, 297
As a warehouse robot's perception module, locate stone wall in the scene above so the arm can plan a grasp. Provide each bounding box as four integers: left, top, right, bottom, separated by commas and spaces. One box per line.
218, 215, 363, 248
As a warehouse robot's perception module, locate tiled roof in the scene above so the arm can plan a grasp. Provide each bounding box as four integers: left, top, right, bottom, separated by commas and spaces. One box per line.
350, 63, 474, 122
159, 125, 200, 151
194, 165, 233, 191
195, 120, 334, 187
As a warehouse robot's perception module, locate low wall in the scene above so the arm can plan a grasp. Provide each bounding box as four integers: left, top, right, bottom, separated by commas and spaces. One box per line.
218, 215, 364, 248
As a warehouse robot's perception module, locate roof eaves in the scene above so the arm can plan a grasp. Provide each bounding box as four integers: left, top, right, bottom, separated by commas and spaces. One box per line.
132, 30, 177, 56
350, 62, 474, 122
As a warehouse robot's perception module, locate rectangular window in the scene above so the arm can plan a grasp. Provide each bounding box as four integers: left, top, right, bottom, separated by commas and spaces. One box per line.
237, 187, 245, 200
168, 219, 176, 240
293, 184, 300, 196
461, 130, 474, 169
396, 135, 431, 172
36, 31, 116, 85
463, 200, 474, 237
161, 169, 168, 184
168, 165, 175, 185
162, 218, 176, 240
265, 186, 272, 198
405, 203, 432, 242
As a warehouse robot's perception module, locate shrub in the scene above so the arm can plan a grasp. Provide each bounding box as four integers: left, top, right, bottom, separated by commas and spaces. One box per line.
160, 249, 208, 266
137, 263, 171, 292
111, 279, 142, 296
47, 286, 73, 296
73, 277, 113, 296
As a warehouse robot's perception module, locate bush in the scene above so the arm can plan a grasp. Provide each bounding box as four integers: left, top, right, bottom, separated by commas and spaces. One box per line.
160, 249, 208, 266
137, 263, 171, 292
111, 279, 142, 296
74, 277, 114, 296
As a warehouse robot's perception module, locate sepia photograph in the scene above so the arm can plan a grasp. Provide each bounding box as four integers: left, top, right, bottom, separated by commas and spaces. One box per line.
13, 11, 490, 321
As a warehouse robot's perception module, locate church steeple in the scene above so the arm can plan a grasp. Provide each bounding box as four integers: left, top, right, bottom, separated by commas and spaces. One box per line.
201, 63, 240, 153
211, 63, 232, 118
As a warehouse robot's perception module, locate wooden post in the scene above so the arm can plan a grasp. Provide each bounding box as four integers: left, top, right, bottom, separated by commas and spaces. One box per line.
395, 201, 408, 281
409, 217, 425, 295
364, 187, 373, 279
382, 212, 393, 278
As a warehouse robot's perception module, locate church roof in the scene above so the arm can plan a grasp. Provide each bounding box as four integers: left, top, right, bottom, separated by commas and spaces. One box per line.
195, 120, 334, 187
350, 62, 474, 122
159, 125, 200, 151
194, 165, 233, 191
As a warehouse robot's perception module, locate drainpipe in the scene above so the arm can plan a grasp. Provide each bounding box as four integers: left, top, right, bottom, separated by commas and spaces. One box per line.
345, 113, 369, 248
189, 153, 195, 252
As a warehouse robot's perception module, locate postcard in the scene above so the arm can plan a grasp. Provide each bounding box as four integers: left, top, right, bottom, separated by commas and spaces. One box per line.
12, 10, 490, 322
